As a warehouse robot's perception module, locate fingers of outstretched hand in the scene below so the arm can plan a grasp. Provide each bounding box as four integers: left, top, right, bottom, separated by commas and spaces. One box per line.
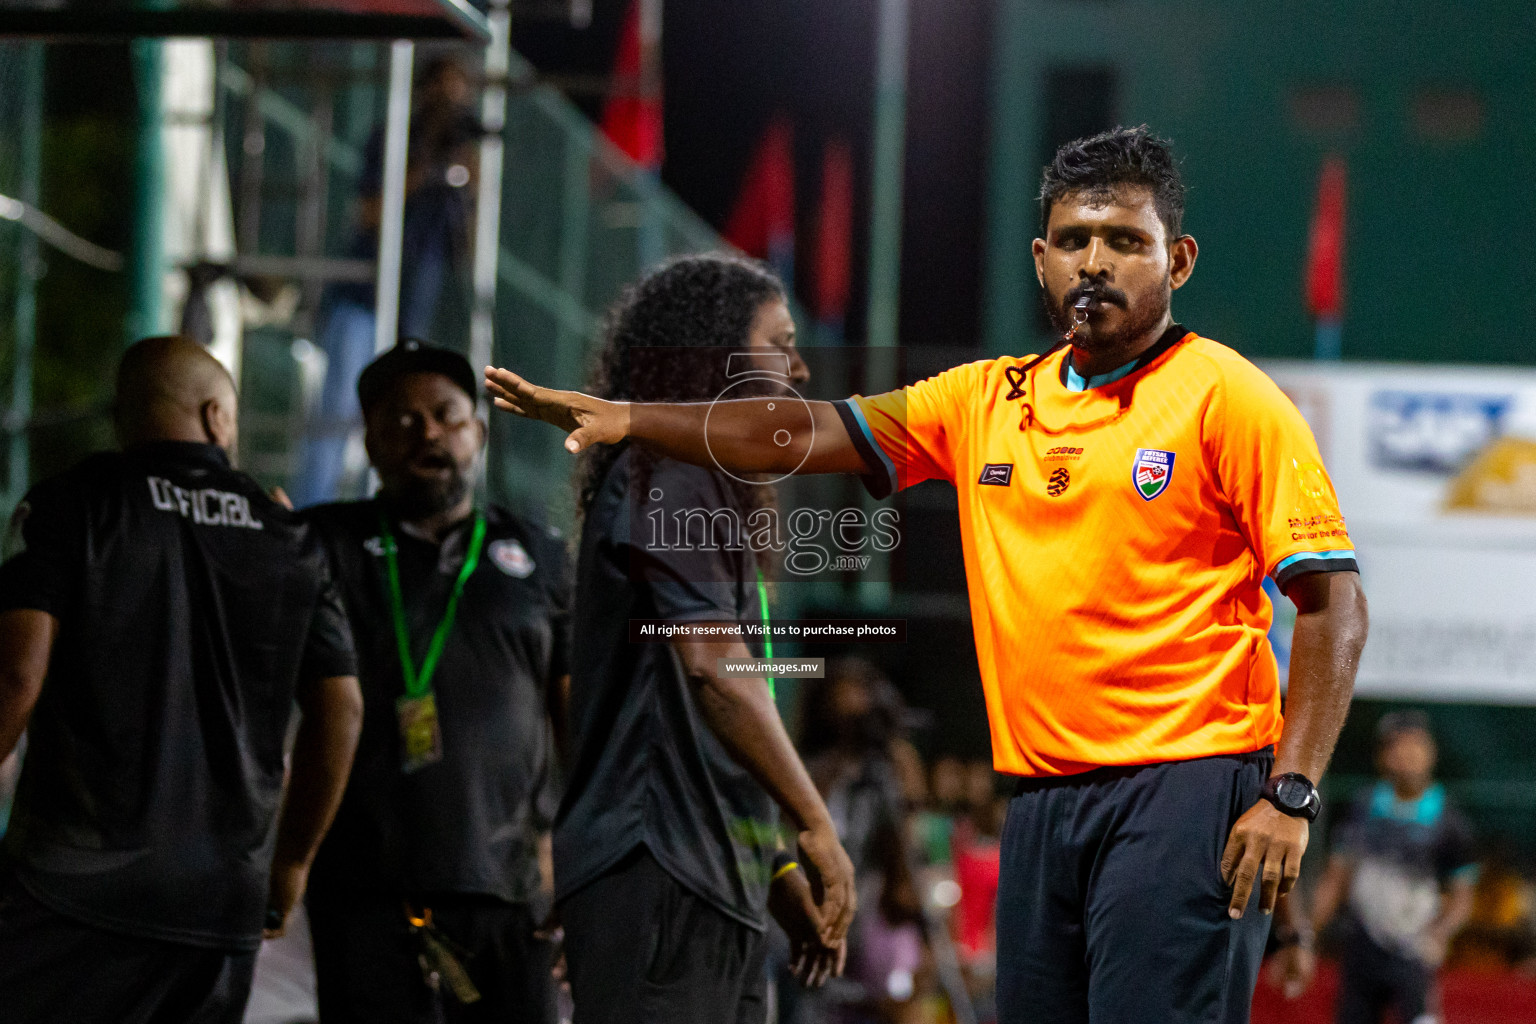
483, 366, 532, 396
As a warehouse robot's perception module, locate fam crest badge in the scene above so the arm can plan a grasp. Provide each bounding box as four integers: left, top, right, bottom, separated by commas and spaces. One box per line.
489, 538, 536, 578
1132, 448, 1175, 501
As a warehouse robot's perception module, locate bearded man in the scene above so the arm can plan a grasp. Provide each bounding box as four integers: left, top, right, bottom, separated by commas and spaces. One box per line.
304, 340, 570, 1024
485, 128, 1370, 1023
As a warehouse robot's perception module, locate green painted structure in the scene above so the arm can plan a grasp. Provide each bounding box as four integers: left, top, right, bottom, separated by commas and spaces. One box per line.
987, 0, 1536, 366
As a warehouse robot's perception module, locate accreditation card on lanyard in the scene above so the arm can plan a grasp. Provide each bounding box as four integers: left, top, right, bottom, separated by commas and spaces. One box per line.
379, 509, 488, 773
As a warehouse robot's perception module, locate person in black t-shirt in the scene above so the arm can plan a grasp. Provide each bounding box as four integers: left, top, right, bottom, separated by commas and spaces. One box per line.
551, 256, 856, 1024
1306, 712, 1478, 1024
303, 341, 569, 1024
0, 336, 363, 1024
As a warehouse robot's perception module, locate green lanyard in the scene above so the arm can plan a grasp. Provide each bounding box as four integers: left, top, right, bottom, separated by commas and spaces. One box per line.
756, 570, 774, 701
379, 509, 487, 699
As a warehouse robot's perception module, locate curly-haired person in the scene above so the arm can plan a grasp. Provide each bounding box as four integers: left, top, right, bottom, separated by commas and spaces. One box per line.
552, 254, 856, 1024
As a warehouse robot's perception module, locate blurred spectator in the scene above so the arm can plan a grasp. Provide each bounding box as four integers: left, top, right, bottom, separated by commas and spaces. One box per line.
794, 659, 927, 1024
1310, 711, 1478, 1024
950, 762, 1005, 1022
912, 757, 965, 874
1448, 842, 1536, 974
294, 57, 483, 507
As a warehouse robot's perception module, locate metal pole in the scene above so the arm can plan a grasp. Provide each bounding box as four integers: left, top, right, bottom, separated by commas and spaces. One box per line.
127, 38, 166, 345
468, 0, 510, 377
635, 0, 665, 271
859, 0, 908, 609
374, 39, 414, 354
864, 0, 909, 353
7, 42, 42, 511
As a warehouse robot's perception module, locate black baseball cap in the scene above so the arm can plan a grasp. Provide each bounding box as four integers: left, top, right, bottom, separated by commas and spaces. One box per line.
357, 338, 479, 414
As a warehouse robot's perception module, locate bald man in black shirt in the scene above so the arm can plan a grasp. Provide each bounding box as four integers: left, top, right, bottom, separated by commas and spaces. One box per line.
0, 336, 362, 1024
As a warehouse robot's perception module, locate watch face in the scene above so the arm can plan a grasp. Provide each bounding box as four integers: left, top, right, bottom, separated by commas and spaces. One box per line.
1276, 777, 1309, 809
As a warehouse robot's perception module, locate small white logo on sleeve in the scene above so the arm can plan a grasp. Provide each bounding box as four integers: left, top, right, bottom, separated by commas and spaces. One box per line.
489, 538, 535, 578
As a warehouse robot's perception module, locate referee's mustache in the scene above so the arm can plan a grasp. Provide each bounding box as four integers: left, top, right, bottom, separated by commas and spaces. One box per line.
1066, 283, 1126, 308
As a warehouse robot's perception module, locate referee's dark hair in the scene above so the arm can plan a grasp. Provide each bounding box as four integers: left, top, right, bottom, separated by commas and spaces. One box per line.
1039, 125, 1187, 240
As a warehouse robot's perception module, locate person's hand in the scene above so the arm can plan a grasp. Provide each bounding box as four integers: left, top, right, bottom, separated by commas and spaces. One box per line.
482, 367, 631, 454
269, 486, 293, 510
263, 858, 310, 939
1221, 800, 1309, 919
797, 824, 857, 946
1266, 944, 1317, 999
769, 865, 847, 988
534, 907, 568, 983
1417, 927, 1451, 968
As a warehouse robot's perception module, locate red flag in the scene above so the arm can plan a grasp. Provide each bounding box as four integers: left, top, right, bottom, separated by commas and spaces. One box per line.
600, 0, 663, 170
725, 116, 796, 285
1305, 157, 1346, 318
814, 139, 854, 326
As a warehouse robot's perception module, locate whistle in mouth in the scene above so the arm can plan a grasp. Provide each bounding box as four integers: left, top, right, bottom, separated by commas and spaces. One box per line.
1063, 294, 1093, 342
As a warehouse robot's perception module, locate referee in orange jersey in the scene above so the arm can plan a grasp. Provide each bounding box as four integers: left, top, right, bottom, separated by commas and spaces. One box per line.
485, 127, 1368, 1024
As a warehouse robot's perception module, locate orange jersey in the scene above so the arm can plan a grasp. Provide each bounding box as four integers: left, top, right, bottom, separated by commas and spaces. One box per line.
834, 326, 1356, 777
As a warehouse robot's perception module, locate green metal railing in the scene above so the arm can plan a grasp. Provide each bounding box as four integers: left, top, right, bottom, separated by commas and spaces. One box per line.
219, 42, 732, 531
0, 41, 43, 523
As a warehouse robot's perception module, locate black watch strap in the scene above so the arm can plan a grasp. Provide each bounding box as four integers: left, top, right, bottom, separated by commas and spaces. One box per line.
1262, 772, 1321, 822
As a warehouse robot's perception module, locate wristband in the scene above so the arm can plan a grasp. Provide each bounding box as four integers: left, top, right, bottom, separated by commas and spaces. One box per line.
771, 850, 799, 882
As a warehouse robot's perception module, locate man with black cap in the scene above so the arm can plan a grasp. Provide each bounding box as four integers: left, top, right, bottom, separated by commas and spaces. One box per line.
1305, 711, 1477, 1024
0, 335, 362, 1023
303, 339, 570, 1024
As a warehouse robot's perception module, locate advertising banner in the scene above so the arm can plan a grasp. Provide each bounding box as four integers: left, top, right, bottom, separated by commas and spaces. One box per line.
1259, 361, 1536, 704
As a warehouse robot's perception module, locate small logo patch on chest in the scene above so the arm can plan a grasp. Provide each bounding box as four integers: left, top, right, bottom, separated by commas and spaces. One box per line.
1046, 467, 1071, 497
979, 463, 1013, 486
489, 538, 536, 578
1132, 449, 1176, 500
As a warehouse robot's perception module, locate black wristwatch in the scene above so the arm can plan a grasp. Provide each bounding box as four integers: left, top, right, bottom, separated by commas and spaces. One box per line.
1261, 772, 1321, 821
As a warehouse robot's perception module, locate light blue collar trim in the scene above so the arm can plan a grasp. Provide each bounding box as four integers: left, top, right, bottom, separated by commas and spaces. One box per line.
1064, 355, 1141, 392
1369, 781, 1445, 826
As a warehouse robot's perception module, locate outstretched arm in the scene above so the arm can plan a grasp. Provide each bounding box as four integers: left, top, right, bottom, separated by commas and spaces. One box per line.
483, 367, 872, 476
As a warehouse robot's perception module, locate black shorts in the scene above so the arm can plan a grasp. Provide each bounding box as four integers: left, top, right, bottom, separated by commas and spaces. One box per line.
995, 749, 1275, 1024
1333, 921, 1436, 1024
307, 892, 558, 1024
0, 870, 256, 1024
558, 846, 768, 1024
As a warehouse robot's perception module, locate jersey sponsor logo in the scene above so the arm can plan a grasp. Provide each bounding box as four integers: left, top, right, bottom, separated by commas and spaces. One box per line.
1044, 446, 1084, 462
1046, 467, 1071, 497
978, 463, 1013, 486
147, 477, 264, 530
1132, 449, 1176, 501
488, 538, 535, 578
